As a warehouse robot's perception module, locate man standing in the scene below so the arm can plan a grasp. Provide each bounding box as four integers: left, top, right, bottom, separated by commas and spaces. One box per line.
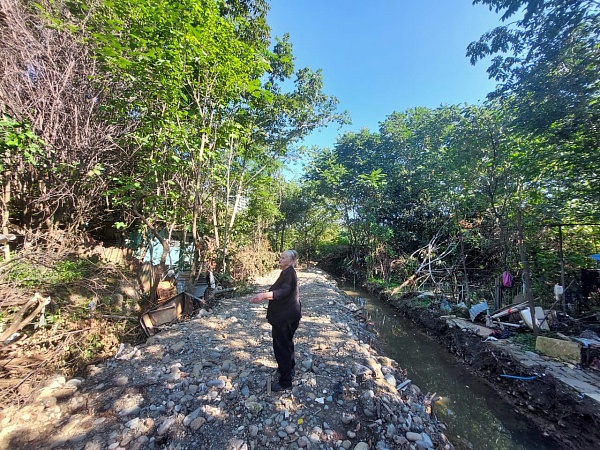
250, 250, 301, 391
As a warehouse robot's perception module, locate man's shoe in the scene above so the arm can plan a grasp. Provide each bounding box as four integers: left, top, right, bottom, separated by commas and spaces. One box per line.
271, 382, 291, 392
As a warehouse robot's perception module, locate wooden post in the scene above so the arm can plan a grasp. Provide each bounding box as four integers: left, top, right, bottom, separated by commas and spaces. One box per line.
517, 210, 539, 337
495, 275, 501, 310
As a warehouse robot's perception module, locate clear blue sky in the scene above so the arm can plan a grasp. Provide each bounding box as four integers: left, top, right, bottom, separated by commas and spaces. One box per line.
267, 0, 505, 153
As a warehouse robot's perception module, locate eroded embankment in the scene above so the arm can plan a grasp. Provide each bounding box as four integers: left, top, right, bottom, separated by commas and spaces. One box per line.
365, 285, 600, 450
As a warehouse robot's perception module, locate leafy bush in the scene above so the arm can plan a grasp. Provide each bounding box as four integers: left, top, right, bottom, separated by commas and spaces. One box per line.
510, 332, 538, 351
450, 305, 470, 318
5, 258, 94, 289
229, 239, 277, 282
366, 276, 399, 290
409, 296, 434, 309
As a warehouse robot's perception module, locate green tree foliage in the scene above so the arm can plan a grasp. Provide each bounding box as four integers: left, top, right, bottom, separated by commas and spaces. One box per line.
303, 95, 598, 301
79, 0, 344, 279
378, 107, 459, 251
270, 180, 340, 262
305, 129, 388, 266
0, 115, 44, 251
0, 0, 343, 289
468, 0, 600, 220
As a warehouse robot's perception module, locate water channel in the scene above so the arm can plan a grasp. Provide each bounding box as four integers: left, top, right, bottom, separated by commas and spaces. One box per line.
339, 283, 561, 450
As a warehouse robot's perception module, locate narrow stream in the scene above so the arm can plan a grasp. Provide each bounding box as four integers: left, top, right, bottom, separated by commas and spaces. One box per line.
340, 283, 560, 450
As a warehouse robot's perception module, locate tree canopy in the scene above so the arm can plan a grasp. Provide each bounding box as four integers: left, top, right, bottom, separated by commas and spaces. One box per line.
0, 0, 345, 285
468, 0, 600, 219
1, 0, 597, 305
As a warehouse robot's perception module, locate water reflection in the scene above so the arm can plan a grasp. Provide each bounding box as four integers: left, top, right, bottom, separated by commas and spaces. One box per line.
340, 284, 560, 450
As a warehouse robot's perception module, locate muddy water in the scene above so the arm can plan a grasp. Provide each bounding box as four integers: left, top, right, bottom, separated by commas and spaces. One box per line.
340, 283, 560, 450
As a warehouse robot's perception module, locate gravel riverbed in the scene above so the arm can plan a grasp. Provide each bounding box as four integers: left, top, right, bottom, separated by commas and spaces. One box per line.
0, 268, 454, 450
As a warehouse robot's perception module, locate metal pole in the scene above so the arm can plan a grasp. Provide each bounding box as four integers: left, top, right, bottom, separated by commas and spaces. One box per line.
558, 225, 566, 311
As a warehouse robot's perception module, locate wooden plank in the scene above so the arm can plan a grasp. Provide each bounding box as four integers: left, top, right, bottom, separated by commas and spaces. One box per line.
0, 293, 50, 343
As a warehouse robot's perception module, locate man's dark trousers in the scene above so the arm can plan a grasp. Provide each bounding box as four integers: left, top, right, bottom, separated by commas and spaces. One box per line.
271, 320, 299, 387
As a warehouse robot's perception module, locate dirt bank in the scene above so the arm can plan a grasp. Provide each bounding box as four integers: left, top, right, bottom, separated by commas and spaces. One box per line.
363, 284, 600, 450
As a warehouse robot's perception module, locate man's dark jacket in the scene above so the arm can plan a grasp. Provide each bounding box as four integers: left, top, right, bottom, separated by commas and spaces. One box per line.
267, 266, 301, 325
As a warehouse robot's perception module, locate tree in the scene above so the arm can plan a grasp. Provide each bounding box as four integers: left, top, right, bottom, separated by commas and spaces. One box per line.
212, 49, 347, 272
270, 180, 340, 262
378, 107, 460, 253
305, 130, 385, 267
86, 0, 345, 285
0, 0, 123, 235
467, 0, 600, 221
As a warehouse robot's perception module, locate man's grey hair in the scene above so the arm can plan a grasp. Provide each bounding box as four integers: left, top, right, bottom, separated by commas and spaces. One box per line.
284, 249, 299, 264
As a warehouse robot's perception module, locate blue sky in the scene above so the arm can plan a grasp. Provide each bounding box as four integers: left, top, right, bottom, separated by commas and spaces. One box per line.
267, 0, 506, 155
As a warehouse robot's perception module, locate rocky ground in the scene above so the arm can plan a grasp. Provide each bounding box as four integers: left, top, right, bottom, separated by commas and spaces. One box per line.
0, 268, 454, 450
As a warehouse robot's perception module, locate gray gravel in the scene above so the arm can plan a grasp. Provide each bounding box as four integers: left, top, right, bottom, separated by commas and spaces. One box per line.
0, 268, 454, 450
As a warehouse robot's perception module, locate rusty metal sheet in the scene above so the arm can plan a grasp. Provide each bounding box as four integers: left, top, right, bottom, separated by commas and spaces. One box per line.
140, 292, 200, 336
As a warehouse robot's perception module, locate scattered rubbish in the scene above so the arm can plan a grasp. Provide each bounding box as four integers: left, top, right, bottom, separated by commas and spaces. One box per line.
157, 280, 177, 302
499, 374, 538, 381
2, 332, 23, 345
396, 379, 412, 390
520, 307, 550, 331
553, 284, 564, 302
501, 271, 514, 287
440, 298, 452, 312
114, 343, 140, 360
493, 321, 521, 328
574, 331, 600, 366
571, 335, 600, 348
485, 314, 494, 327
491, 328, 512, 339
0, 233, 16, 244
0, 293, 51, 344
140, 292, 203, 336
490, 301, 528, 320
469, 301, 489, 322
115, 342, 125, 357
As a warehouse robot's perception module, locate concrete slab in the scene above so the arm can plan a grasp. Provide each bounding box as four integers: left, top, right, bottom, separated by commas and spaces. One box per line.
536, 336, 581, 364
491, 337, 600, 407
585, 393, 600, 402
447, 318, 494, 337
551, 374, 597, 392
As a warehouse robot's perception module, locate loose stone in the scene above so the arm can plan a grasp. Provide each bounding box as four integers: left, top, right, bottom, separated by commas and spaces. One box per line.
406, 431, 422, 441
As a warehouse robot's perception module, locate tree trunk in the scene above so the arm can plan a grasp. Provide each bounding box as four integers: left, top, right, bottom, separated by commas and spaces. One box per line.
1, 172, 11, 261
134, 210, 170, 302
456, 209, 471, 308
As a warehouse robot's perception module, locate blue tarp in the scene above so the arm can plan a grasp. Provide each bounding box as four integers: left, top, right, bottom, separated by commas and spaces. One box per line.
125, 231, 192, 268
591, 254, 600, 261
469, 301, 489, 322
143, 240, 193, 267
